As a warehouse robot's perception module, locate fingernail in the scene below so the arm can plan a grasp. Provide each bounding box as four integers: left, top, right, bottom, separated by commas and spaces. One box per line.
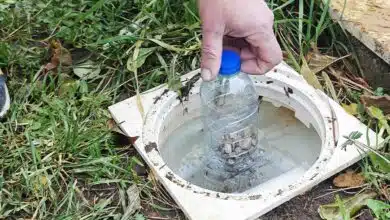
201, 68, 213, 81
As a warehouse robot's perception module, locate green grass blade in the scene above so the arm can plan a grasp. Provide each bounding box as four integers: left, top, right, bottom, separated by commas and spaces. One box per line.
298, 0, 304, 57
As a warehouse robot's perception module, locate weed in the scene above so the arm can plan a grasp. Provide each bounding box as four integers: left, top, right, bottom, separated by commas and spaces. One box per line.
367, 199, 390, 220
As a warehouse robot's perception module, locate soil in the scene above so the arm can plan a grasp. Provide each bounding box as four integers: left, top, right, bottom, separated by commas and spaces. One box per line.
261, 179, 340, 220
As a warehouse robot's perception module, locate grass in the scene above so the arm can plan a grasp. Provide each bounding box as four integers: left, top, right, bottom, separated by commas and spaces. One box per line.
0, 0, 389, 219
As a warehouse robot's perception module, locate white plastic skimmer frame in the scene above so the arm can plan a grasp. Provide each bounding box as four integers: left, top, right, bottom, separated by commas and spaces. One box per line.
109, 62, 382, 220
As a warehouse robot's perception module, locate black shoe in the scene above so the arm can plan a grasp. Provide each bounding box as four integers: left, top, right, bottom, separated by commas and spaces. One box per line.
0, 75, 10, 117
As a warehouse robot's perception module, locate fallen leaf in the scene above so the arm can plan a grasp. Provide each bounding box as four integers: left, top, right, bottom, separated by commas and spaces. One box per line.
361, 95, 390, 115
73, 60, 101, 80
342, 103, 358, 116
121, 185, 141, 220
333, 170, 365, 188
318, 191, 377, 220
307, 53, 337, 74
307, 52, 350, 74
300, 57, 323, 91
44, 40, 72, 73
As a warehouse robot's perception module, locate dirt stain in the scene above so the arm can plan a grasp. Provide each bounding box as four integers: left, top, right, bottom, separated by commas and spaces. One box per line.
153, 89, 169, 104
284, 87, 294, 97
145, 142, 159, 153
249, 195, 262, 200
177, 73, 201, 103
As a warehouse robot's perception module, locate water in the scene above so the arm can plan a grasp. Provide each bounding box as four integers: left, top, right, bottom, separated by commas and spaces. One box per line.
160, 101, 322, 193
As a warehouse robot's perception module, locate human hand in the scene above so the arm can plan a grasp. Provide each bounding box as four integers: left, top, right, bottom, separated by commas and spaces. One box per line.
198, 0, 283, 81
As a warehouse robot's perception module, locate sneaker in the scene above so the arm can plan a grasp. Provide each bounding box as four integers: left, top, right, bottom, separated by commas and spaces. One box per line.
0, 74, 10, 117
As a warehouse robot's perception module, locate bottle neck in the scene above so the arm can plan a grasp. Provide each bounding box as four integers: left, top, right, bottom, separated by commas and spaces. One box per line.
218, 71, 240, 79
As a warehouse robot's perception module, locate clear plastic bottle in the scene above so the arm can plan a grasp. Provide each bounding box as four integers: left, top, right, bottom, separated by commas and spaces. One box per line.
200, 50, 264, 193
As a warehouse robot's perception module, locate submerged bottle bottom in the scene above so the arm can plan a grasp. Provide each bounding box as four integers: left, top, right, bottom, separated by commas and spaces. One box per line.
203, 145, 270, 193
201, 108, 266, 193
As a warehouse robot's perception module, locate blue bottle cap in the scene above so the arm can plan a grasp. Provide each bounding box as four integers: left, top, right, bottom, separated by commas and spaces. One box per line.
219, 49, 241, 76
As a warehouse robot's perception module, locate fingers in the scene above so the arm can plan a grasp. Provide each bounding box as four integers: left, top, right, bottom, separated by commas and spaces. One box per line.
240, 47, 259, 74
241, 59, 262, 74
223, 36, 249, 49
240, 47, 256, 60
200, 30, 224, 81
244, 31, 283, 75
198, 0, 282, 78
198, 0, 224, 81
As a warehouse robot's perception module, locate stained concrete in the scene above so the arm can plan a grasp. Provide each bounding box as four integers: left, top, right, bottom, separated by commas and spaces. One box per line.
328, 0, 390, 89
350, 35, 390, 90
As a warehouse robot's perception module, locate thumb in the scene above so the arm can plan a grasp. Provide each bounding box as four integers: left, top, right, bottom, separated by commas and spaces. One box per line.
201, 29, 224, 81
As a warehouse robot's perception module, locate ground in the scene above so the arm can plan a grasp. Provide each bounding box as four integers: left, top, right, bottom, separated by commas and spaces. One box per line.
263, 175, 372, 220
264, 180, 346, 220
0, 0, 389, 220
